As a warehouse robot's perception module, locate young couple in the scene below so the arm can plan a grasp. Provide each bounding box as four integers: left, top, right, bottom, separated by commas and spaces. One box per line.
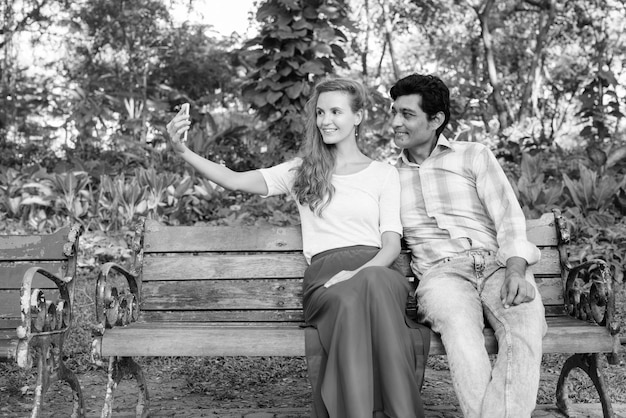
166, 74, 547, 418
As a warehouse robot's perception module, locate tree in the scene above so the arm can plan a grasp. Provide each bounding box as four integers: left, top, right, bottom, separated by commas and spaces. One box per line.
70, 0, 171, 145
239, 0, 352, 154
1, 0, 72, 152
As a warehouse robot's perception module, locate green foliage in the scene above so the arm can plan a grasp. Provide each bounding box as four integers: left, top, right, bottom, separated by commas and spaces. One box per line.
501, 147, 625, 284
155, 25, 240, 104
240, 0, 352, 151
562, 163, 626, 214
0, 167, 29, 219
511, 154, 565, 219
45, 171, 92, 222
578, 69, 624, 146
0, 162, 299, 235
566, 208, 626, 284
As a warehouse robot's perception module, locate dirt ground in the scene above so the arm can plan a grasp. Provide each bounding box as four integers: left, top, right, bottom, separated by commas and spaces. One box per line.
2, 355, 626, 418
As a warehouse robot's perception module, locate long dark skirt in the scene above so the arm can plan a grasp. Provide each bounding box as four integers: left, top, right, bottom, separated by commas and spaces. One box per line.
303, 246, 430, 418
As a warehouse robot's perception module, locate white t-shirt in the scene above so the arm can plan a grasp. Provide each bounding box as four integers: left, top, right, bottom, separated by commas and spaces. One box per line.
260, 158, 402, 264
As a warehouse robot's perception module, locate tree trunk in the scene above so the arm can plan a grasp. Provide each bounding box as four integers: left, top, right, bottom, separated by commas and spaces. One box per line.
379, 0, 400, 80
518, 0, 556, 120
361, 0, 370, 78
376, 40, 387, 78
141, 62, 149, 144
1, 0, 17, 144
471, 0, 511, 130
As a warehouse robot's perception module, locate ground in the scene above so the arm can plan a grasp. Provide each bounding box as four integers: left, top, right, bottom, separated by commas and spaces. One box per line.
2, 353, 626, 417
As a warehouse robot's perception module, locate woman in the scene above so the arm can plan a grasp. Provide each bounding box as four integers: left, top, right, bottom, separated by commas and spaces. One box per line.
166, 77, 429, 418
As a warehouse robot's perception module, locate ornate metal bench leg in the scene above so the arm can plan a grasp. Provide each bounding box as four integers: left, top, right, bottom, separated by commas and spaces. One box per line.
30, 343, 50, 418
556, 353, 614, 418
29, 337, 84, 418
102, 357, 121, 418
123, 357, 150, 418
58, 361, 85, 418
101, 357, 150, 418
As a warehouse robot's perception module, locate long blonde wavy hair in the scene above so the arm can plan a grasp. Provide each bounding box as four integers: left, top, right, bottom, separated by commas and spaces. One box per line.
292, 77, 368, 216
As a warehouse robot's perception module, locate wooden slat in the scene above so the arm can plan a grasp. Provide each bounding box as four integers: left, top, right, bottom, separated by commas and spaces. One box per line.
101, 324, 306, 357
392, 249, 562, 278
538, 316, 617, 354
140, 309, 305, 323
141, 279, 303, 310
140, 276, 562, 313
428, 316, 615, 355
535, 277, 563, 306
144, 220, 303, 253
545, 305, 567, 316
139, 307, 576, 324
140, 306, 571, 323
0, 227, 69, 261
0, 290, 22, 320
0, 326, 17, 339
101, 315, 614, 357
0, 339, 17, 360
143, 250, 561, 283
525, 213, 559, 246
143, 254, 307, 281
0, 262, 66, 289
143, 214, 558, 254
0, 319, 21, 331
529, 248, 562, 277
141, 307, 569, 324
0, 289, 60, 319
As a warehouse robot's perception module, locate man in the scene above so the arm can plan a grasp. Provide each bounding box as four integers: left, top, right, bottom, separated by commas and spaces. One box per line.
390, 73, 547, 418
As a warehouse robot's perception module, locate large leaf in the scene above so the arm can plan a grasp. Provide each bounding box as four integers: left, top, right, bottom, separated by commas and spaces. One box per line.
606, 145, 626, 168
299, 60, 326, 75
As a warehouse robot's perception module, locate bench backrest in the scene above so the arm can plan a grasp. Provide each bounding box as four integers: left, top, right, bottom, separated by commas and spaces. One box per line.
134, 211, 567, 324
0, 226, 78, 331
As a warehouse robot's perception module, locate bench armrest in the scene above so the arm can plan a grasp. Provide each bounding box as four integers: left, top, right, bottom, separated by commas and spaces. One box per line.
95, 262, 140, 330
92, 262, 141, 367
94, 262, 140, 334
16, 266, 75, 368
565, 258, 622, 363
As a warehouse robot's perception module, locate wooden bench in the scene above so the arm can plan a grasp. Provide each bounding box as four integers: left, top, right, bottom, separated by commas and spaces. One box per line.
0, 225, 85, 418
91, 210, 624, 417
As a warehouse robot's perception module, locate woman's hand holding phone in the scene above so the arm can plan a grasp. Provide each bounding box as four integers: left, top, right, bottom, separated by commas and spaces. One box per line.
166, 103, 191, 153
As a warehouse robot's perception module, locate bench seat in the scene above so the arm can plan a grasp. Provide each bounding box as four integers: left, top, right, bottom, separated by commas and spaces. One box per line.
100, 315, 616, 357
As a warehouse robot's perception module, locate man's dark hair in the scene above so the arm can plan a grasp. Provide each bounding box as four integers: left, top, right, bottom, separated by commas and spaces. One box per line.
390, 74, 450, 138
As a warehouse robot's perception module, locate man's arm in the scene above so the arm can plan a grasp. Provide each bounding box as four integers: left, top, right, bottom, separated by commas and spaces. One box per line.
472, 146, 539, 307
475, 146, 541, 266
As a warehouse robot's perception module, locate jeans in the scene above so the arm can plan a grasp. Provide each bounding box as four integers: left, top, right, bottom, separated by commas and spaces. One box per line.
415, 251, 547, 418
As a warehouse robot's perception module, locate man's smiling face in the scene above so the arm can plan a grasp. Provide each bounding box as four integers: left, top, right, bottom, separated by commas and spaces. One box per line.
391, 94, 439, 152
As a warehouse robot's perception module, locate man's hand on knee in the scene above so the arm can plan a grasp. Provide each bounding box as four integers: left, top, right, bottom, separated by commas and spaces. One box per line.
501, 257, 536, 308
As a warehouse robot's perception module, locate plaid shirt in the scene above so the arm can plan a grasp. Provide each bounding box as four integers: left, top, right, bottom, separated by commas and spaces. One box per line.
395, 135, 540, 274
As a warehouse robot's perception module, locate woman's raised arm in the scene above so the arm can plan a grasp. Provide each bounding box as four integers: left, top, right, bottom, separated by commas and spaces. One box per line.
166, 106, 268, 195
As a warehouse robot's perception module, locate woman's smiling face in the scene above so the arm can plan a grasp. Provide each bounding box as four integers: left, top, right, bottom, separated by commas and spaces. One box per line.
316, 91, 362, 145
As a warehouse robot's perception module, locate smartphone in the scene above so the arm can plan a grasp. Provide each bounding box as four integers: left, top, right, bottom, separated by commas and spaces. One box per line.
181, 103, 190, 142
